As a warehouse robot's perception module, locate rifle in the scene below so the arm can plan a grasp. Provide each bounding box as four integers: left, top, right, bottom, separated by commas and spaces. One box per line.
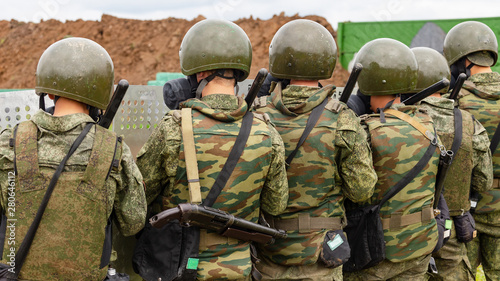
449, 73, 467, 100
433, 150, 454, 209
245, 68, 268, 109
339, 63, 363, 103
98, 79, 129, 129
402, 78, 450, 105
150, 203, 287, 244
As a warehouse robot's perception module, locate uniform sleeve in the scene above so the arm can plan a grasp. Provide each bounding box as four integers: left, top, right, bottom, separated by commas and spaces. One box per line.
471, 118, 494, 192
260, 124, 289, 216
112, 141, 147, 236
136, 116, 182, 204
336, 110, 377, 203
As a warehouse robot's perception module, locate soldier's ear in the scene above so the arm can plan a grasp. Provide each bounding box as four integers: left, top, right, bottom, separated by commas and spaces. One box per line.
47, 94, 55, 100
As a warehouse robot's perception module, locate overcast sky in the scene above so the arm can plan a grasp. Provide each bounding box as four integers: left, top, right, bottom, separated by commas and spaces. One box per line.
1, 0, 500, 29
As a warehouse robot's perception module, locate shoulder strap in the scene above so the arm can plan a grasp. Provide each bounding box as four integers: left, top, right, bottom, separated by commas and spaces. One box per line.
285, 98, 328, 167
181, 108, 202, 204
384, 108, 436, 142
203, 112, 254, 207
451, 108, 463, 155
11, 122, 93, 278
13, 121, 39, 179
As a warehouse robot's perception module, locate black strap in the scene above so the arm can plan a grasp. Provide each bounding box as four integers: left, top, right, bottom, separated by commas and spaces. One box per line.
202, 112, 254, 207
285, 98, 328, 167
379, 138, 437, 207
11, 122, 93, 278
490, 121, 500, 153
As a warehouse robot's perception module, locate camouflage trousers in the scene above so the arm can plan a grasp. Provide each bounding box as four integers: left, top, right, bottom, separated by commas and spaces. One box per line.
466, 218, 500, 281
426, 224, 475, 281
254, 253, 342, 281
343, 255, 431, 281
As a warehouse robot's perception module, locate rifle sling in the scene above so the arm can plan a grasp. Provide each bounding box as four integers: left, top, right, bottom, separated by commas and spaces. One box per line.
10, 122, 93, 278
203, 112, 254, 207
285, 98, 328, 167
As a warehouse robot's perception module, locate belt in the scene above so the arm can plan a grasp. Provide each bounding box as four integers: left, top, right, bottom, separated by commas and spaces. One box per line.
381, 206, 434, 230
266, 213, 343, 233
199, 229, 240, 250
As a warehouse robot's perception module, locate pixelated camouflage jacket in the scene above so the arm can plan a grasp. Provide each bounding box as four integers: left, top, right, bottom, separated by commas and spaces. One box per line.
0, 110, 146, 280
254, 83, 377, 266
456, 72, 500, 231
136, 94, 288, 280
359, 104, 440, 262
419, 96, 493, 216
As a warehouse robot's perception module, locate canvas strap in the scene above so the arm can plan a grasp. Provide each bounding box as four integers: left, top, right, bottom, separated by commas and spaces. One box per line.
181, 108, 202, 204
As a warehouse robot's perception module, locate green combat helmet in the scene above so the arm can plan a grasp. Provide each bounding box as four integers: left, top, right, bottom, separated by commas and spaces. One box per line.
443, 21, 498, 67
179, 18, 252, 82
355, 38, 418, 96
269, 19, 337, 80
411, 47, 451, 94
35, 37, 114, 110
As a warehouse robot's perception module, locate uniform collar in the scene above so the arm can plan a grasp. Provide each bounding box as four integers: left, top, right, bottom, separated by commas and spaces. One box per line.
30, 110, 95, 132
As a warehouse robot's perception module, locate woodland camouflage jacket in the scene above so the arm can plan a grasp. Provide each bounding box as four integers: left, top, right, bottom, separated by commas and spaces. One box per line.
254, 83, 377, 266
137, 94, 288, 280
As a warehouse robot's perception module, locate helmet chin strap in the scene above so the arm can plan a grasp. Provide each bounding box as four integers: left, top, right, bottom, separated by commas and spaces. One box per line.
195, 69, 238, 99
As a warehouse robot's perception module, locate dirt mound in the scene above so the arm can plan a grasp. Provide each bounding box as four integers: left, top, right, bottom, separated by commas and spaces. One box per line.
0, 13, 349, 89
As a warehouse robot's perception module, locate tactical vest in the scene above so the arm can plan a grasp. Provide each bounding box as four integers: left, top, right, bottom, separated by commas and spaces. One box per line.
254, 87, 347, 266
458, 80, 500, 213
163, 108, 274, 280
3, 121, 120, 280
429, 106, 475, 216
362, 106, 439, 262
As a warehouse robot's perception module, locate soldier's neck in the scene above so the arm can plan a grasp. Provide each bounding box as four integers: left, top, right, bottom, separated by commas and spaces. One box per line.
49, 95, 90, 116
470, 65, 492, 75
289, 79, 318, 87
201, 83, 235, 97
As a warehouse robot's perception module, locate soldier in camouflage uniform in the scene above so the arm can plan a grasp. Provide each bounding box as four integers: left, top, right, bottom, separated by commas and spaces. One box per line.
136, 19, 288, 281
443, 21, 500, 281
253, 19, 377, 281
408, 47, 493, 281
344, 39, 441, 281
0, 38, 147, 280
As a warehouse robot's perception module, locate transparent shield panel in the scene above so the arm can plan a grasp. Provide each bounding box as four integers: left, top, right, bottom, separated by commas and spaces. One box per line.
0, 90, 54, 131
113, 85, 168, 157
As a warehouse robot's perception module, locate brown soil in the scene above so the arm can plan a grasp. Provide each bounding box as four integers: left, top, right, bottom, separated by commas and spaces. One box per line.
0, 12, 349, 89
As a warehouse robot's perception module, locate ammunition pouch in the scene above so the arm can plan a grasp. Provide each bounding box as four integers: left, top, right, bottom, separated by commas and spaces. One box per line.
453, 211, 477, 243
319, 229, 351, 268
132, 220, 199, 281
343, 204, 385, 272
